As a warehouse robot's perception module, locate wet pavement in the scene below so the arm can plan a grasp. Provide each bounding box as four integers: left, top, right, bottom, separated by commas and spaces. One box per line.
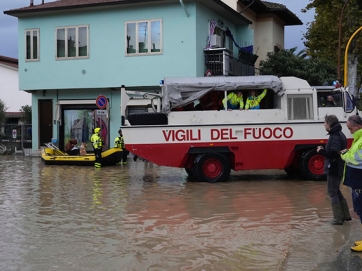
0, 155, 361, 271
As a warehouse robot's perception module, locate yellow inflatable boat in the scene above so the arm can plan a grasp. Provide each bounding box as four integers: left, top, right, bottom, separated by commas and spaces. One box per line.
41, 147, 123, 166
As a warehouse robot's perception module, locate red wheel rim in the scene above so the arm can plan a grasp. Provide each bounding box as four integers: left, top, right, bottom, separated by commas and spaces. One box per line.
308, 154, 325, 175
202, 158, 222, 178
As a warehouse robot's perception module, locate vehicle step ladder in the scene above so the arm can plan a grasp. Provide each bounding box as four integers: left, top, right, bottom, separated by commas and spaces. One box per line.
44, 142, 66, 156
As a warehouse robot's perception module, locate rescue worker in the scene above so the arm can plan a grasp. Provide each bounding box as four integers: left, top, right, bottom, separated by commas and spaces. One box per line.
245, 89, 267, 110
114, 128, 129, 164
340, 115, 362, 252
222, 91, 244, 111
90, 127, 103, 168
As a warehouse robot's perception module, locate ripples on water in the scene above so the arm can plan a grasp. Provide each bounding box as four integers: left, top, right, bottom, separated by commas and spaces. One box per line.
0, 156, 356, 271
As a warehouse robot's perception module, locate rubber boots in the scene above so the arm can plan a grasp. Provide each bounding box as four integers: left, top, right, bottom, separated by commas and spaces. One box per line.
351, 225, 362, 252
340, 198, 352, 222
352, 243, 362, 252
354, 240, 362, 246
331, 203, 343, 225
351, 224, 362, 252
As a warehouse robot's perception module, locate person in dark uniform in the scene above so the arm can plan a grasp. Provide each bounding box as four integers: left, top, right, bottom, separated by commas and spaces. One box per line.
317, 115, 351, 225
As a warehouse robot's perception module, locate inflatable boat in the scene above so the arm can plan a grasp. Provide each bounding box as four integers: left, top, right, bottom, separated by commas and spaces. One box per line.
41, 147, 123, 166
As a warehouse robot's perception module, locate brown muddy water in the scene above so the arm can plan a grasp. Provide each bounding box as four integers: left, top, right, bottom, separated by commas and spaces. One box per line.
0, 155, 361, 271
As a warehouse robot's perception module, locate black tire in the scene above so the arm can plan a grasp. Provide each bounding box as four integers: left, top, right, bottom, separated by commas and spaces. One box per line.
299, 149, 326, 180
128, 113, 168, 125
193, 153, 230, 183
185, 167, 198, 181
185, 167, 194, 176
284, 165, 301, 178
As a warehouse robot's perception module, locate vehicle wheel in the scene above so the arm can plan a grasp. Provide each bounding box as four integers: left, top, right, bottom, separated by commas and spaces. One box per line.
300, 149, 326, 180
128, 113, 168, 125
185, 167, 194, 176
284, 164, 301, 178
185, 167, 198, 181
193, 153, 230, 183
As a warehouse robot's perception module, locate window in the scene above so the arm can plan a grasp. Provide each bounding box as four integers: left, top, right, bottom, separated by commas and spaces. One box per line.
56, 25, 89, 59
287, 94, 314, 120
344, 91, 355, 112
317, 92, 343, 107
125, 19, 162, 55
25, 29, 39, 61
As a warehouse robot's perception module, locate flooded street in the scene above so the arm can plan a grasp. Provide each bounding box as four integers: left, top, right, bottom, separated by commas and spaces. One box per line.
0, 156, 361, 271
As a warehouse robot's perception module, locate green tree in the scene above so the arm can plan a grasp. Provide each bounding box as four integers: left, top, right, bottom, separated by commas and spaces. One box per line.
20, 105, 32, 124
0, 99, 7, 125
302, 0, 362, 93
259, 47, 336, 85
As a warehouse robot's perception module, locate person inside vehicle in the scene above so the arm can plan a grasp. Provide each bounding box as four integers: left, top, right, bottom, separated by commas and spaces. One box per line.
325, 95, 338, 107
195, 91, 220, 111
65, 139, 80, 155
245, 89, 267, 110
222, 91, 244, 111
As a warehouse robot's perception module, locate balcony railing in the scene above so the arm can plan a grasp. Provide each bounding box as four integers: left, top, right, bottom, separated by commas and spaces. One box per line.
204, 48, 259, 76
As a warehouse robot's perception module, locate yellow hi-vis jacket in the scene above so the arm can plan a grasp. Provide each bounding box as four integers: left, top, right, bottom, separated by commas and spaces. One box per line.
245, 89, 267, 110
114, 135, 125, 149
341, 128, 362, 188
91, 133, 103, 149
222, 92, 244, 109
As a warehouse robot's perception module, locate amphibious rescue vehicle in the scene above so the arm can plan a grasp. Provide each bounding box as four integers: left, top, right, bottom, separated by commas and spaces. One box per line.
120, 76, 358, 182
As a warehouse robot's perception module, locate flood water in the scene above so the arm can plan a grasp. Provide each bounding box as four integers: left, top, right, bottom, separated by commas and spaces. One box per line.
0, 155, 361, 271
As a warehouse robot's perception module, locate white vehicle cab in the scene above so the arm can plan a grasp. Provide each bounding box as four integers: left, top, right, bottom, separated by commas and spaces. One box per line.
120, 76, 358, 182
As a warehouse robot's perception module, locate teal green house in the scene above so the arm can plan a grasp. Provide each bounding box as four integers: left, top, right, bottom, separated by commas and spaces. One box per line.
4, 0, 301, 152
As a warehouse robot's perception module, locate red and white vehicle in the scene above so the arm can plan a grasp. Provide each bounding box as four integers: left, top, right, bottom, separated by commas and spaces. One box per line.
120, 76, 357, 182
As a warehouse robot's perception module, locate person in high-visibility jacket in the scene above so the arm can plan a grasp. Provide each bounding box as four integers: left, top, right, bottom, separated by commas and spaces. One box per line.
90, 127, 103, 168
245, 89, 267, 110
340, 115, 362, 252
222, 91, 244, 111
114, 128, 129, 164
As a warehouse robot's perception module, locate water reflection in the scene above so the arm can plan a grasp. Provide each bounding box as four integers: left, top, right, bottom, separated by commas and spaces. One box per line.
0, 156, 359, 270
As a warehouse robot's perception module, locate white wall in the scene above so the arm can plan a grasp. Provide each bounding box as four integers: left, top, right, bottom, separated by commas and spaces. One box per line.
0, 64, 31, 112
254, 15, 285, 67
222, 0, 286, 68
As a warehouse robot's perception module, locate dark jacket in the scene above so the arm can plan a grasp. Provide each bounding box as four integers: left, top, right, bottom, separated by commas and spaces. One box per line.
319, 123, 347, 177
65, 139, 77, 152
65, 139, 79, 155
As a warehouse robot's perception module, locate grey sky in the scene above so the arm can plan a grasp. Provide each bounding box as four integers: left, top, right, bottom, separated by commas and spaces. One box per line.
0, 0, 30, 58
0, 0, 314, 58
